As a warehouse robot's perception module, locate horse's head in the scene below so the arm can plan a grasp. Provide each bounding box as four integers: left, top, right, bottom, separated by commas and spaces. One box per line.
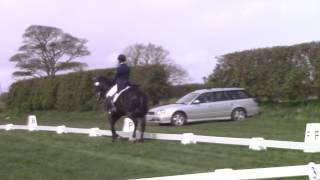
92, 76, 115, 101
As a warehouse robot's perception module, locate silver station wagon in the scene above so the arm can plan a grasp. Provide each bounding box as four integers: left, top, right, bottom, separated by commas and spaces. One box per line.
146, 88, 260, 126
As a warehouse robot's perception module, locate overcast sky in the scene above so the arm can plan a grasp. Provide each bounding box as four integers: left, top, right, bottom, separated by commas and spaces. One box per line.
1, 0, 320, 92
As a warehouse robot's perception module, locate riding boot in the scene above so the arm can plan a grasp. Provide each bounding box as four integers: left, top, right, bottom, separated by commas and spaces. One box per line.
106, 97, 116, 113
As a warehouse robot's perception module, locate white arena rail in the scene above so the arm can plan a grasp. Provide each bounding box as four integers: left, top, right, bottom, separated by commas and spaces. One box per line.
136, 162, 320, 180
1, 122, 320, 179
1, 123, 320, 152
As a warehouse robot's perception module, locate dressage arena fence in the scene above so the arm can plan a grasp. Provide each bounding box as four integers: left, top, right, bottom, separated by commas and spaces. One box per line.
137, 162, 320, 180
1, 116, 320, 180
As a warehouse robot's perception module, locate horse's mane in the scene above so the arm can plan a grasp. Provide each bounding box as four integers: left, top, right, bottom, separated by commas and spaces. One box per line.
96, 76, 115, 84
96, 76, 141, 89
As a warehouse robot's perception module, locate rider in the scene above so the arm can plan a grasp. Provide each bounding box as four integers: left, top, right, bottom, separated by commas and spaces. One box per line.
106, 54, 130, 112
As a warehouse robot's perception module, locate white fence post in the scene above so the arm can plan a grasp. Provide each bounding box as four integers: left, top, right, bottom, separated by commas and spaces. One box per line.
56, 125, 66, 134
181, 133, 197, 144
27, 115, 37, 131
249, 137, 267, 151
304, 123, 320, 153
89, 128, 101, 137
5, 124, 13, 131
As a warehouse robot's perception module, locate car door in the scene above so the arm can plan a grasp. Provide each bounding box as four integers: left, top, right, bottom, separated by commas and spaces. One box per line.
185, 92, 213, 121
207, 91, 233, 119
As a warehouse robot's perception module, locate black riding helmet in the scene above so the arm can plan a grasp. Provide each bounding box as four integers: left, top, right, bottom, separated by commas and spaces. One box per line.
118, 54, 126, 63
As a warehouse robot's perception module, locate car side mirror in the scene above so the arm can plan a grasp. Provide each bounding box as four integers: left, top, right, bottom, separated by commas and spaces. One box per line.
193, 100, 200, 104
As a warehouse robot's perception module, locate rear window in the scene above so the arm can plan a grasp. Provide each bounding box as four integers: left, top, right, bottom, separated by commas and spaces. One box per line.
225, 90, 251, 100
238, 90, 251, 99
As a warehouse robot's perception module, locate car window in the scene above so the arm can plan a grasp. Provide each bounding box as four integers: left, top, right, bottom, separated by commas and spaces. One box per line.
196, 92, 212, 103
225, 90, 251, 99
176, 93, 199, 104
226, 91, 240, 99
214, 91, 228, 101
238, 90, 250, 99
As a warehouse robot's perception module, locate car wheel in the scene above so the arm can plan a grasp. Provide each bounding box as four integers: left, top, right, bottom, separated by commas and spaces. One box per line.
171, 112, 187, 126
231, 108, 246, 121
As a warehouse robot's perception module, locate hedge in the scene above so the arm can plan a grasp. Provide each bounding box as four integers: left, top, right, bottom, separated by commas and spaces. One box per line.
7, 65, 171, 111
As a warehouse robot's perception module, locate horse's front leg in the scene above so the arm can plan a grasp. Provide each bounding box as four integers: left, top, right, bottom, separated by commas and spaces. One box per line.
127, 117, 138, 142
109, 113, 119, 142
139, 117, 146, 143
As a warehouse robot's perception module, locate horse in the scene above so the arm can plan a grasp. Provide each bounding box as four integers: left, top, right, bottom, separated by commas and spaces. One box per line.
92, 76, 148, 142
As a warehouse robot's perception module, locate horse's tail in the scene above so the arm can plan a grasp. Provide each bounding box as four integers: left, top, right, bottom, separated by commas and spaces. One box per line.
125, 86, 148, 117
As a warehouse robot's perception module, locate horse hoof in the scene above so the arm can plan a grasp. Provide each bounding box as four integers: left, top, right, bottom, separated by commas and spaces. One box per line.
111, 135, 122, 142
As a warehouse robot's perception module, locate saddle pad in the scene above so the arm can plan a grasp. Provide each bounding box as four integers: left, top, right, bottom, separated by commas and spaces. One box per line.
113, 86, 130, 102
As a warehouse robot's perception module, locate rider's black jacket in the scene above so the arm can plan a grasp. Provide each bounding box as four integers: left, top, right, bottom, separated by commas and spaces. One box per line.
115, 63, 130, 92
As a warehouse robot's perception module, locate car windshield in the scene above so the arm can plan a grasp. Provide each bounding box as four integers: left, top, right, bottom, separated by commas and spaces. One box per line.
176, 93, 199, 104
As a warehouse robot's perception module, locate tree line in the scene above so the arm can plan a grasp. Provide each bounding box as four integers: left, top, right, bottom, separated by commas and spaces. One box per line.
9, 24, 320, 112
207, 41, 320, 101
10, 25, 187, 85
6, 25, 194, 111
6, 65, 176, 111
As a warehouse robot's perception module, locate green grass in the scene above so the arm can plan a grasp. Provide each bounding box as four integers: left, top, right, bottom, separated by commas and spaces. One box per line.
1, 102, 320, 179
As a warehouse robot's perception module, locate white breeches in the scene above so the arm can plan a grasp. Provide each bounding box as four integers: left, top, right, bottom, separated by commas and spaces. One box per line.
106, 85, 117, 98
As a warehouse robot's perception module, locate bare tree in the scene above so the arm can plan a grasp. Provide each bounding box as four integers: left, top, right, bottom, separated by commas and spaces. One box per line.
10, 25, 90, 78
123, 43, 188, 84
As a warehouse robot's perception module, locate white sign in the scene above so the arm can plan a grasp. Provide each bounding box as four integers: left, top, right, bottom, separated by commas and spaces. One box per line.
308, 162, 320, 180
122, 118, 135, 133
28, 115, 37, 131
304, 123, 320, 153
305, 123, 320, 143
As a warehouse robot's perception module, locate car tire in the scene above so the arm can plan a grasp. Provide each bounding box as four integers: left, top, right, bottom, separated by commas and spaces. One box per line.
171, 112, 187, 126
231, 108, 246, 121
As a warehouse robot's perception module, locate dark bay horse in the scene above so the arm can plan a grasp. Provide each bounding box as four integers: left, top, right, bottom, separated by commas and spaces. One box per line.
92, 76, 148, 142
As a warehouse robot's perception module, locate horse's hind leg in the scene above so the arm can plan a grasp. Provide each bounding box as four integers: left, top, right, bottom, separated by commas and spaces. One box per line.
130, 118, 138, 142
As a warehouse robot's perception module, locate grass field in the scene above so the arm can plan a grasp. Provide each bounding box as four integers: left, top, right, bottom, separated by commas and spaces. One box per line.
1, 102, 320, 179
